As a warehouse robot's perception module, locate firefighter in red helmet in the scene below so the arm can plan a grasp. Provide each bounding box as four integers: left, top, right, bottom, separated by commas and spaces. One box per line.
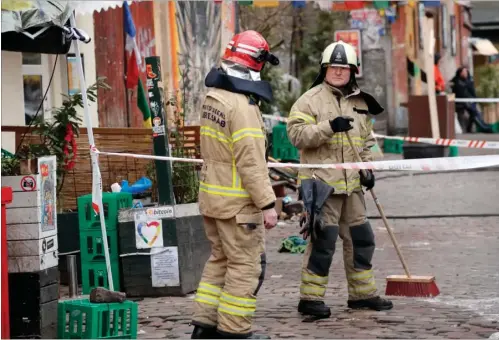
190, 30, 280, 339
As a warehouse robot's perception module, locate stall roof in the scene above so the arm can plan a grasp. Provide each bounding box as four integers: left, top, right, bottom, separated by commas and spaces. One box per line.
469, 37, 499, 56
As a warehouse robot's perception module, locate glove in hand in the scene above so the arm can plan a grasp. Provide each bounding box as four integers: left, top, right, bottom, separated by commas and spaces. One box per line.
359, 169, 375, 190
330, 116, 354, 133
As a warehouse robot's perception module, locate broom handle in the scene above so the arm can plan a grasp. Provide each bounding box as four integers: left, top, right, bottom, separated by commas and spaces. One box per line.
345, 132, 412, 278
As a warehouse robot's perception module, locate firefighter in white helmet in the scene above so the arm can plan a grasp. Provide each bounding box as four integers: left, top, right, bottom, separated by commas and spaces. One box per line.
287, 40, 393, 319
190, 30, 280, 339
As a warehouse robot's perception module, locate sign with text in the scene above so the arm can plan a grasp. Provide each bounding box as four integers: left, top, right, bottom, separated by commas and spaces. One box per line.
334, 29, 363, 78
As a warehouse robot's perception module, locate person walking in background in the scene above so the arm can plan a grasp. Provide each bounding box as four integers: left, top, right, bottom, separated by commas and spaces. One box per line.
434, 53, 446, 95
451, 66, 493, 133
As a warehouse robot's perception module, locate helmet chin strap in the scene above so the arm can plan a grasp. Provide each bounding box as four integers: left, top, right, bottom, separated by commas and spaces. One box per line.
221, 61, 261, 81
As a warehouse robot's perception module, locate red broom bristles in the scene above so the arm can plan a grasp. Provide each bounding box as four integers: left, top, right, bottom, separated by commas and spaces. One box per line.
385, 280, 440, 297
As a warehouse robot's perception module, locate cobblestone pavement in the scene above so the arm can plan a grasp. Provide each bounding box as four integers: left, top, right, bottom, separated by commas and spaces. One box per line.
135, 170, 499, 339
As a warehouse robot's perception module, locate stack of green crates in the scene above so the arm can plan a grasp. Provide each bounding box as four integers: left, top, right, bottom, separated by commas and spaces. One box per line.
58, 298, 138, 339
77, 192, 133, 294
272, 123, 300, 162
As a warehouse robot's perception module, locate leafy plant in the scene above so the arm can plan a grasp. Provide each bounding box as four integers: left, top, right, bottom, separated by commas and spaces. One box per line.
260, 65, 299, 117
163, 66, 200, 204
20, 78, 110, 197
474, 64, 499, 107
1, 157, 20, 176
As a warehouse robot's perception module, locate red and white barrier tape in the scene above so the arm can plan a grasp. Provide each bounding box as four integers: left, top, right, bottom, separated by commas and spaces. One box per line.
372, 134, 499, 149
261, 114, 499, 149
92, 148, 499, 172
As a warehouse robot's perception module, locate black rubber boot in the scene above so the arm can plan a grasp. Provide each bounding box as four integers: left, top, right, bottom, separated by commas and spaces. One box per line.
191, 325, 219, 339
297, 300, 331, 318
348, 296, 394, 311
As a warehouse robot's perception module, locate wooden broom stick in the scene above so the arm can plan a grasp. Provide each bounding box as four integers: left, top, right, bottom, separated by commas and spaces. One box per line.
345, 132, 412, 278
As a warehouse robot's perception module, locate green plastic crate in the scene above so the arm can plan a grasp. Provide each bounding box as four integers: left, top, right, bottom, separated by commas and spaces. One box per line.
81, 260, 121, 294
58, 298, 137, 339
272, 123, 300, 162
383, 138, 404, 154
80, 229, 119, 263
78, 192, 132, 231
448, 145, 459, 157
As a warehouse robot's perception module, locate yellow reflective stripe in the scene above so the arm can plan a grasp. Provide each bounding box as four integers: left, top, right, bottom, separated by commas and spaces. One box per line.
201, 126, 231, 144
348, 282, 377, 295
299, 176, 361, 191
289, 111, 317, 124
329, 135, 364, 147
348, 270, 374, 282
198, 282, 222, 296
199, 182, 250, 198
232, 128, 265, 143
300, 284, 326, 296
218, 302, 255, 317
302, 272, 328, 285
194, 293, 220, 307
220, 292, 256, 308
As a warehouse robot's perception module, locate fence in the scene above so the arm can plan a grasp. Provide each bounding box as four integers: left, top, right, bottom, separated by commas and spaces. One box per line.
1, 126, 200, 211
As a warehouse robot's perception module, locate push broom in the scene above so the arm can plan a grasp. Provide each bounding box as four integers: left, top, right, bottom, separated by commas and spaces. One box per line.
345, 132, 440, 297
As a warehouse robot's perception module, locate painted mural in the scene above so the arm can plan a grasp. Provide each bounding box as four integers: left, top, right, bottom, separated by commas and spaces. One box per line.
174, 1, 222, 126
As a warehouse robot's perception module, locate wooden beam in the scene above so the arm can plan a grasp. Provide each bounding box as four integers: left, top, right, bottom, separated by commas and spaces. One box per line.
422, 13, 441, 139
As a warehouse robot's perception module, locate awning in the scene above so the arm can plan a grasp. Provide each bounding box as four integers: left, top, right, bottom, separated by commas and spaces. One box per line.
470, 38, 499, 56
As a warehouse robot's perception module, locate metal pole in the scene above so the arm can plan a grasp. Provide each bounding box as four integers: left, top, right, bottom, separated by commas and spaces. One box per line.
67, 255, 79, 298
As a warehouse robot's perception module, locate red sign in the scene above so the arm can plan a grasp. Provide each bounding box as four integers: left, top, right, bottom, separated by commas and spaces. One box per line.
334, 29, 363, 78
20, 175, 36, 192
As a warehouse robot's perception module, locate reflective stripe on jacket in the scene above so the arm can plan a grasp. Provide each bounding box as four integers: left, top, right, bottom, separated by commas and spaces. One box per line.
286, 82, 376, 195
199, 88, 276, 219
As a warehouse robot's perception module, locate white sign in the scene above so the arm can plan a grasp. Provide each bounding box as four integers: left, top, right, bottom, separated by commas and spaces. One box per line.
134, 211, 164, 249
146, 206, 174, 219
150, 247, 180, 287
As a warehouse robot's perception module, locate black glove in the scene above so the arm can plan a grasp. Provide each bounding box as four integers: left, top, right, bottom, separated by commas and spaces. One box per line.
330, 116, 354, 133
359, 170, 375, 190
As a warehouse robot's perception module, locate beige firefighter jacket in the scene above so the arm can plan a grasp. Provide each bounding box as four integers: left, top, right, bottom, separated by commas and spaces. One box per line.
198, 88, 276, 219
287, 82, 376, 195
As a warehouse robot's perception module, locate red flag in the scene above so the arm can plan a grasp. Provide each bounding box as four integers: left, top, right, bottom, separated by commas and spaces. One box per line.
126, 51, 139, 89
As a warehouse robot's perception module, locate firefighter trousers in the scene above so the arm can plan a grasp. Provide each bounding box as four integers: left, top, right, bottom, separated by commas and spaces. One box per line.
192, 208, 266, 337
300, 191, 378, 301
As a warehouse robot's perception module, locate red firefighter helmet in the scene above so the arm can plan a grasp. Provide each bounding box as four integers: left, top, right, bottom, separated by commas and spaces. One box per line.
222, 30, 279, 72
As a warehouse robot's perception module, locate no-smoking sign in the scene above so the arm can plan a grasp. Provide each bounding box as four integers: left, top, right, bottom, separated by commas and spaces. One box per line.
20, 175, 36, 192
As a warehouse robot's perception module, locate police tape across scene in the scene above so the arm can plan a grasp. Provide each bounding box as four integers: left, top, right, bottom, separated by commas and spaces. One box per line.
261, 114, 499, 149
91, 147, 499, 172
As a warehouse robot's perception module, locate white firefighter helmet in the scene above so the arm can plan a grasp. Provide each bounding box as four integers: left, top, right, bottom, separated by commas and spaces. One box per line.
320, 40, 359, 74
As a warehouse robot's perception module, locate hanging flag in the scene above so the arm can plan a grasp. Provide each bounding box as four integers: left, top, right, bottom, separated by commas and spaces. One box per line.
137, 78, 152, 128
292, 1, 306, 8
253, 0, 279, 7
124, 1, 141, 89
123, 1, 151, 128
373, 1, 390, 9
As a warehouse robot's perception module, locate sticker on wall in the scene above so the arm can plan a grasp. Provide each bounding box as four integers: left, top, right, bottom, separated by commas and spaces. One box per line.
134, 211, 164, 249
38, 156, 57, 232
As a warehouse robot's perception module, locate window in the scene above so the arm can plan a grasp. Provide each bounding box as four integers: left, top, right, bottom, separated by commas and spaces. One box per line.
21, 52, 52, 125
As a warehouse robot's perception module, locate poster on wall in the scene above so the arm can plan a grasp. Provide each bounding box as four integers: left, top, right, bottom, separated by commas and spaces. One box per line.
349, 8, 385, 50
134, 210, 164, 249
418, 2, 425, 50
67, 53, 85, 95
334, 29, 363, 78
150, 246, 180, 287
38, 156, 57, 232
